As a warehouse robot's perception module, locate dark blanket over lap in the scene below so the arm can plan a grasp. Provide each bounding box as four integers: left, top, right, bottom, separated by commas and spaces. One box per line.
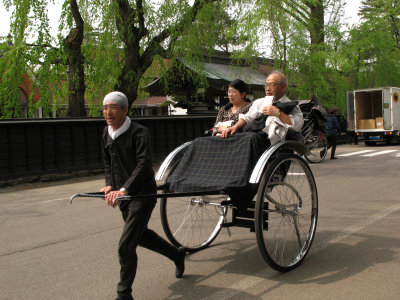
166, 132, 269, 208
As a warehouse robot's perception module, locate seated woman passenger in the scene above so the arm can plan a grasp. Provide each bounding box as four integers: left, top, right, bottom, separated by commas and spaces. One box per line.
213, 79, 252, 135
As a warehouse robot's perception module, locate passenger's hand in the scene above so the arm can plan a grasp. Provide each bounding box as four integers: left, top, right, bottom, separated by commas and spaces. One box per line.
221, 126, 236, 138
261, 105, 280, 116
100, 186, 112, 195
214, 126, 229, 134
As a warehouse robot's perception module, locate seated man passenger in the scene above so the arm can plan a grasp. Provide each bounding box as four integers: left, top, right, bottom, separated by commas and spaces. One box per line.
221, 71, 303, 144
213, 79, 252, 135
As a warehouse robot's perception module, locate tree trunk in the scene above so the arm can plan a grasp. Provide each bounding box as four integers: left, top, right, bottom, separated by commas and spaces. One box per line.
65, 0, 86, 117
115, 51, 144, 111
112, 0, 218, 110
307, 0, 324, 46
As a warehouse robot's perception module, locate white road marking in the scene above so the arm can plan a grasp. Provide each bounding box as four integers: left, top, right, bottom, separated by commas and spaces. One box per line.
337, 150, 375, 157
360, 150, 398, 157
201, 202, 400, 300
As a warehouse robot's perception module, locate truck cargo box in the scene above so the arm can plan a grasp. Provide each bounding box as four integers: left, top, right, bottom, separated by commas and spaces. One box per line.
355, 89, 384, 129
346, 87, 400, 144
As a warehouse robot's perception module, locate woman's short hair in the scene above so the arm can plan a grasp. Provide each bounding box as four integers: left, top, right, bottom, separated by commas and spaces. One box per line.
228, 79, 247, 94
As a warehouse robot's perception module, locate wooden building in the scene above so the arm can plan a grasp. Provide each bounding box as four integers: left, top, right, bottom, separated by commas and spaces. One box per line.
145, 53, 274, 114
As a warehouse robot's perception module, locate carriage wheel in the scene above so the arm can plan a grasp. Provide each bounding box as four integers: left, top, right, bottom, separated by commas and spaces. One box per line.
160, 192, 228, 252
255, 153, 318, 272
304, 129, 327, 163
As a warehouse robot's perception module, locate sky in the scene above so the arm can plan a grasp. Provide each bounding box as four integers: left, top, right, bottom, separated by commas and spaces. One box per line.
0, 1, 63, 37
0, 0, 362, 38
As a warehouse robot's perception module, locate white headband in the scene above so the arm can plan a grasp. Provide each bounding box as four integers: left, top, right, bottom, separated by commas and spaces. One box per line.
103, 91, 128, 107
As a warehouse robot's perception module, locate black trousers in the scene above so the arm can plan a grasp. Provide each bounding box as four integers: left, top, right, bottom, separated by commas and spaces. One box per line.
327, 135, 337, 158
117, 200, 178, 296
349, 131, 358, 145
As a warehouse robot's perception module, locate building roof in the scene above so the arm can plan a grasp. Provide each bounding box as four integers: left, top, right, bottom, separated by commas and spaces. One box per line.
145, 55, 269, 96
187, 59, 267, 85
134, 96, 167, 107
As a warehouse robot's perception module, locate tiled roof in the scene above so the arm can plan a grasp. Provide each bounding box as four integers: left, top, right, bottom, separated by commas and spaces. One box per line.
134, 96, 167, 106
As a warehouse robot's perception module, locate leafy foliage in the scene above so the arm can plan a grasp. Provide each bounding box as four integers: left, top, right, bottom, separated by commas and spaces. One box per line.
2, 0, 235, 118
346, 0, 400, 88
0, 0, 68, 118
1, 0, 400, 119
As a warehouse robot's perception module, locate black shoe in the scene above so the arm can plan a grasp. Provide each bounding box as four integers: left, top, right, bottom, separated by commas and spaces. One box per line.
115, 295, 133, 300
330, 157, 337, 160
320, 149, 326, 158
174, 247, 187, 278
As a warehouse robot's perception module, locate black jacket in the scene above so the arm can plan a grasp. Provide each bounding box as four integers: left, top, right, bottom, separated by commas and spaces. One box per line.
102, 122, 156, 210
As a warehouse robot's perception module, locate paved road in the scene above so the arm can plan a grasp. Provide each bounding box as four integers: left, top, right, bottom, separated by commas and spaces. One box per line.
1, 143, 400, 300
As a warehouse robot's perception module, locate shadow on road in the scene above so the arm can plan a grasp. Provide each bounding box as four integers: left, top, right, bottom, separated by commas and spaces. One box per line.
161, 230, 399, 299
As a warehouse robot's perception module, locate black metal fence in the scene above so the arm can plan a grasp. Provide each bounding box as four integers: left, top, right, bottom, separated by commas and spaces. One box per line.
0, 116, 215, 181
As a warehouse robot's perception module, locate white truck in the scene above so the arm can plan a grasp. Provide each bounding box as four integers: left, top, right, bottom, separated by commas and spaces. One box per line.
346, 87, 400, 145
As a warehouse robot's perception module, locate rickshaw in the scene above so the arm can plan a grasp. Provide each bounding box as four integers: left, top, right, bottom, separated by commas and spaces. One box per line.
70, 134, 318, 273
299, 96, 328, 163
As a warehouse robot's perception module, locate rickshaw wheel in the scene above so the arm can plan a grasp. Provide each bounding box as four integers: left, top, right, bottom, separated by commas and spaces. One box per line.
255, 153, 318, 272
160, 192, 227, 252
304, 129, 328, 163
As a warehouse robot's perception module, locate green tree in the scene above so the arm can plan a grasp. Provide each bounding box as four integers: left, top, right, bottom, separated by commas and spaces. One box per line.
344, 0, 400, 89
79, 0, 228, 113
360, 0, 400, 47
241, 0, 348, 108
0, 0, 84, 118
2, 0, 239, 118
0, 0, 55, 118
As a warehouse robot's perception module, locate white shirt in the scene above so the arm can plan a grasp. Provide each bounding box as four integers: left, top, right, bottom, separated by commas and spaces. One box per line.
240, 95, 304, 132
108, 116, 131, 140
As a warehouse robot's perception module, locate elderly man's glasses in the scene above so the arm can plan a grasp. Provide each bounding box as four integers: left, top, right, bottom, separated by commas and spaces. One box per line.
264, 82, 282, 88
102, 105, 122, 112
